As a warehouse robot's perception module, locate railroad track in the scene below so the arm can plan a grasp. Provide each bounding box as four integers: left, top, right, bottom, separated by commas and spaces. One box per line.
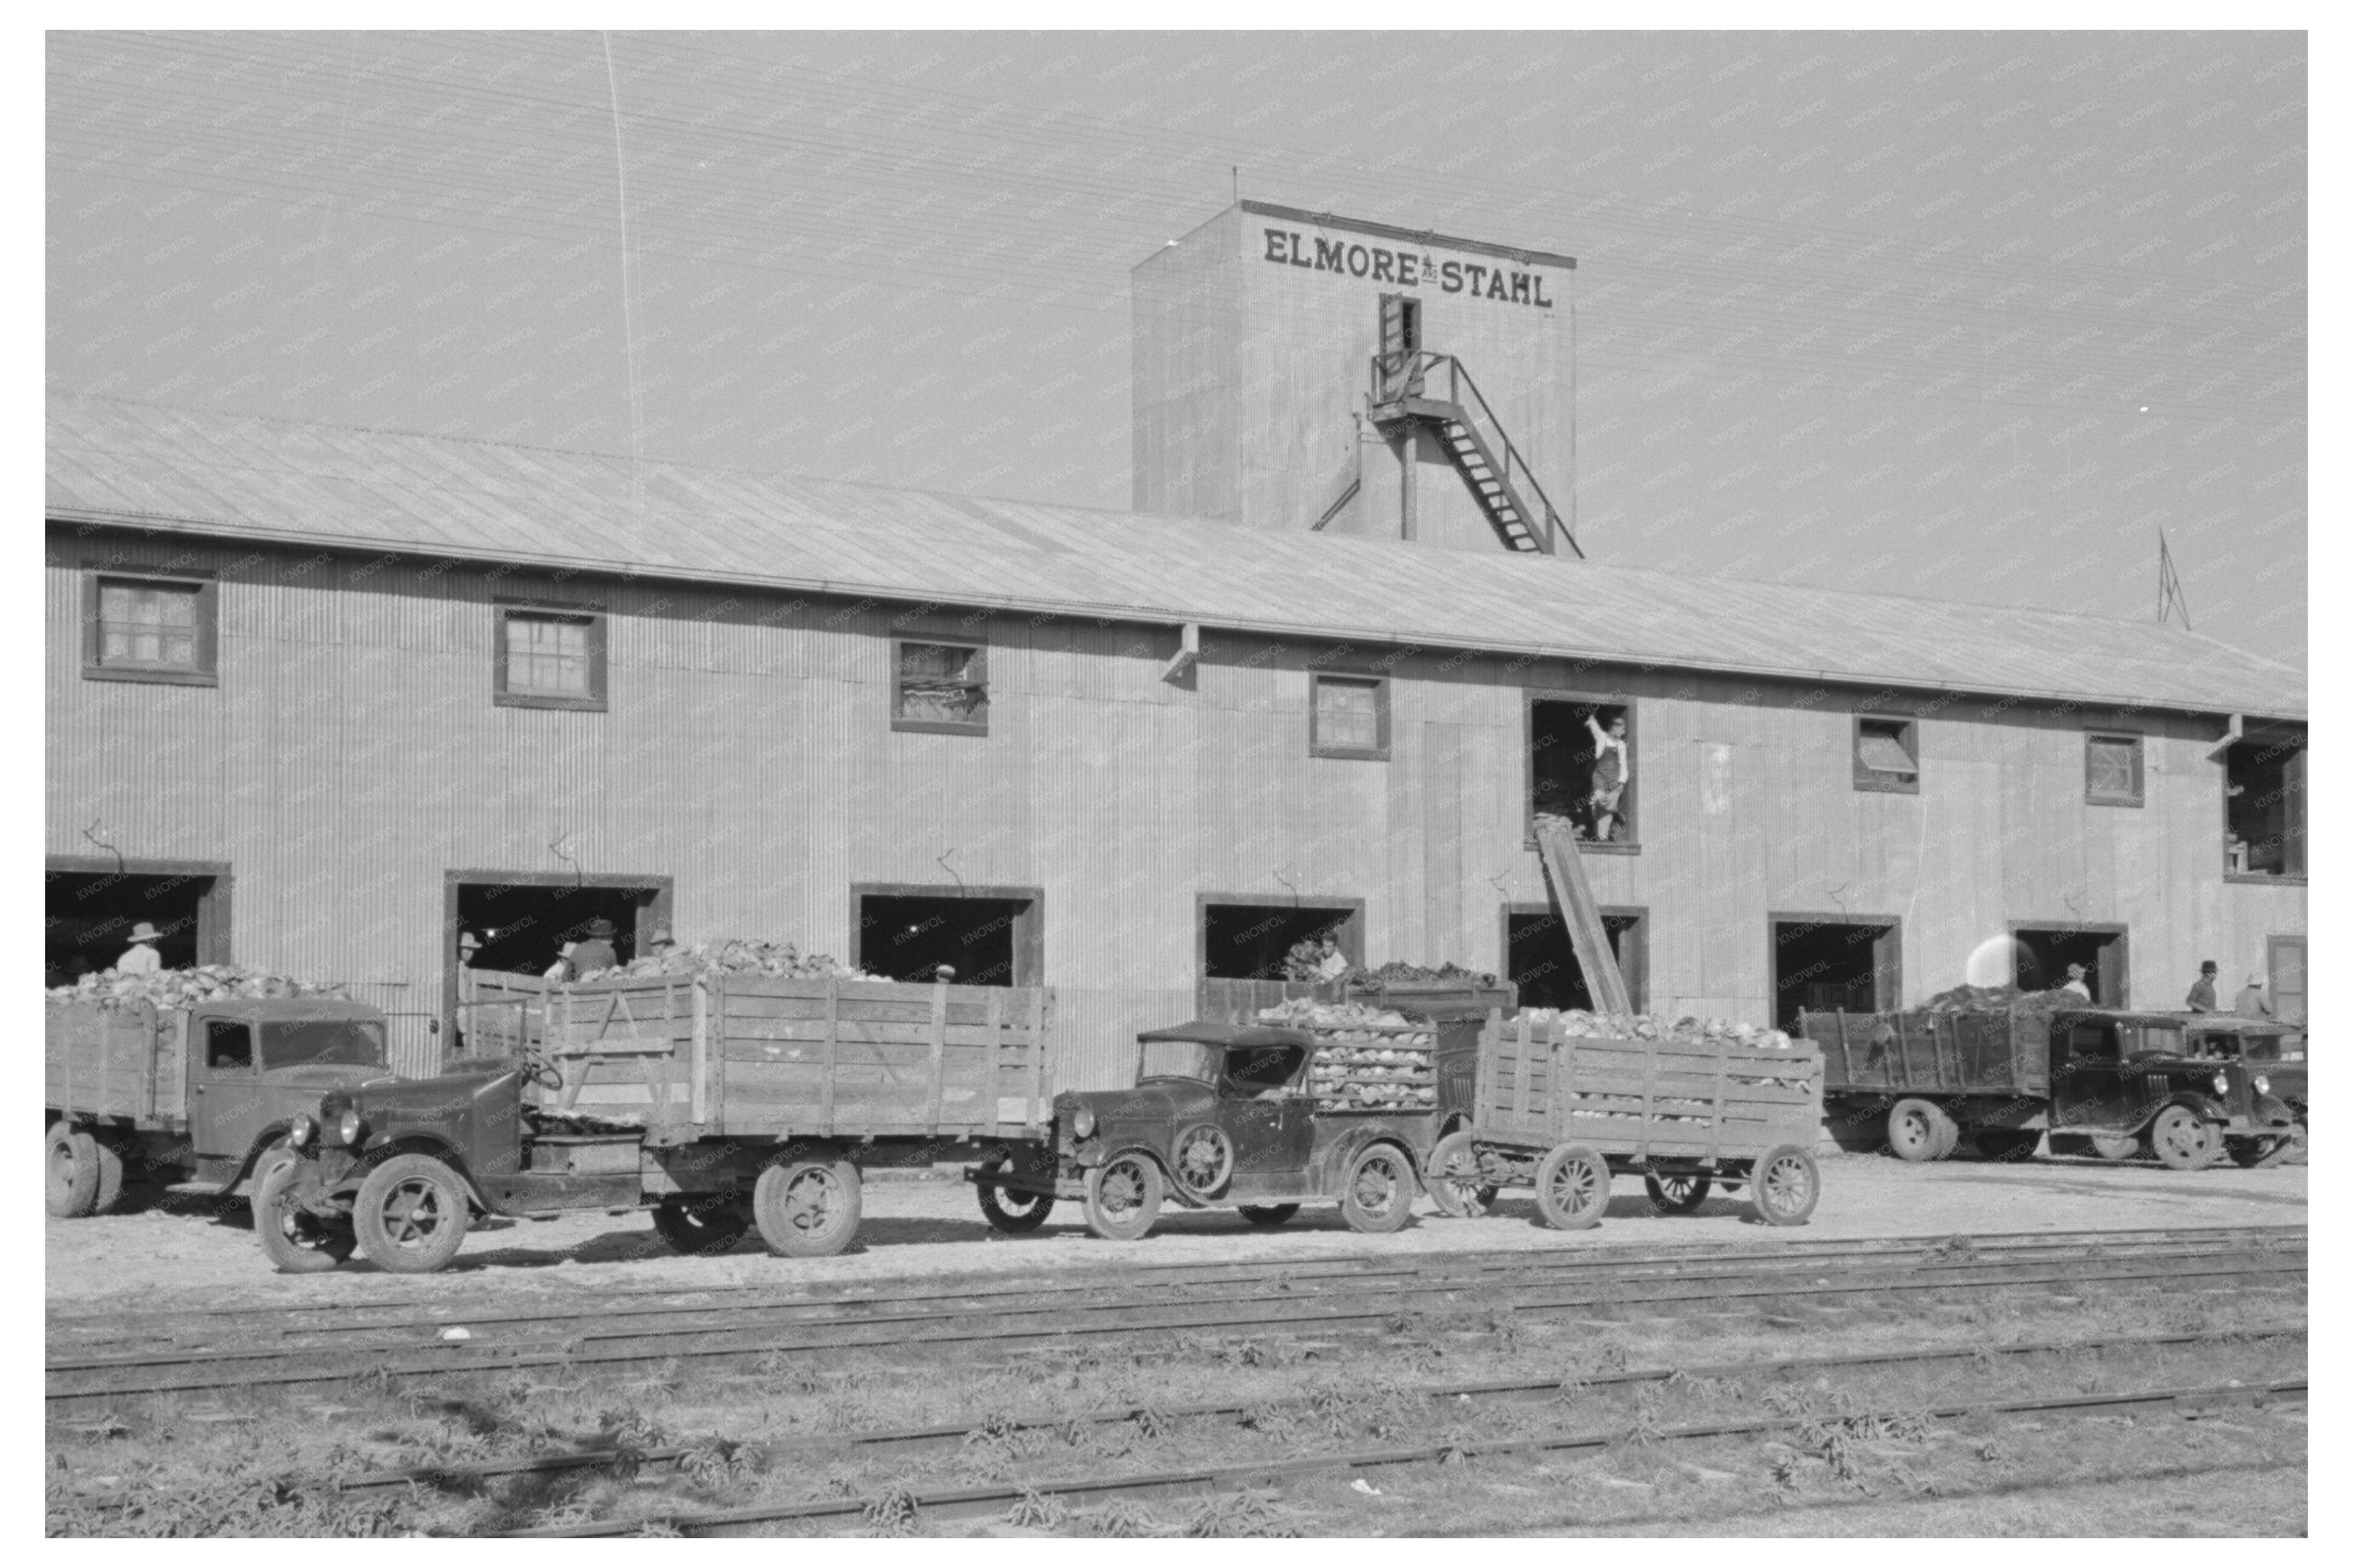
494, 1376, 2309, 1538
47, 1228, 2304, 1401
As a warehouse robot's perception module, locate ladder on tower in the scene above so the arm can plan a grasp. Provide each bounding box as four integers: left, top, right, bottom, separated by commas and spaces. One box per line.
1533, 818, 1633, 1015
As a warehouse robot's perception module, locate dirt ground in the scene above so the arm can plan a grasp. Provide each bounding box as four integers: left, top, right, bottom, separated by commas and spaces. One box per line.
45, 1150, 2305, 1314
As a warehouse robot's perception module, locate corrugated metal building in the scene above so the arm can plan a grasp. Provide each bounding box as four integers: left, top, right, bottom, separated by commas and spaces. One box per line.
46, 392, 2306, 1087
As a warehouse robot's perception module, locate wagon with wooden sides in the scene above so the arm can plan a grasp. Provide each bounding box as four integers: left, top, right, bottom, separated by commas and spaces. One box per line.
1425, 1014, 1825, 1229
252, 968, 1053, 1274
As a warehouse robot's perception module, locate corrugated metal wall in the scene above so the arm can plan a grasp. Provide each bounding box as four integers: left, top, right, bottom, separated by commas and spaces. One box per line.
47, 528, 2306, 1092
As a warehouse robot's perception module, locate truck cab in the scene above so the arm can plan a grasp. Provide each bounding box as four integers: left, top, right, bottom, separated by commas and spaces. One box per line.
2047, 1009, 2297, 1168
971, 1020, 1441, 1241
184, 999, 394, 1187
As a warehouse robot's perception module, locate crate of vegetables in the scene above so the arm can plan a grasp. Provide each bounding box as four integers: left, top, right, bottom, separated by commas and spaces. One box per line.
1257, 998, 1441, 1113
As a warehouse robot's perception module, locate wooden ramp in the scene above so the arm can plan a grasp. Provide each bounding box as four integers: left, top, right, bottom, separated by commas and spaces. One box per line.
1534, 819, 1633, 1016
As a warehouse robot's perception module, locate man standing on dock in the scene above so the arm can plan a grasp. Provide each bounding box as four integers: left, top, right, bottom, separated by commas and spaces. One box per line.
2186, 960, 2220, 1012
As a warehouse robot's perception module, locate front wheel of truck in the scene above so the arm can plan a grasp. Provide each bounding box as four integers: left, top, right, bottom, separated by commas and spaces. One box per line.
253, 1156, 355, 1274
754, 1159, 863, 1258
354, 1154, 473, 1274
1084, 1152, 1162, 1241
2149, 1106, 2221, 1171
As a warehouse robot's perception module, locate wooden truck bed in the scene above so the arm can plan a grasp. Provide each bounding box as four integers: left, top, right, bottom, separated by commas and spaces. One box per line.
45, 999, 185, 1128
1474, 1014, 1822, 1162
459, 971, 1053, 1145
1800, 1009, 2048, 1098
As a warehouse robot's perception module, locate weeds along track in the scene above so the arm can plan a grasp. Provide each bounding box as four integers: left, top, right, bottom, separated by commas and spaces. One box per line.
47, 1227, 2303, 1402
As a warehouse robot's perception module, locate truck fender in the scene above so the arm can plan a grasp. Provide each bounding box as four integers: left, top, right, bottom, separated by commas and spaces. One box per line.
223, 1124, 301, 1198
2251, 1094, 2298, 1127
1312, 1126, 1421, 1194
351, 1135, 494, 1215
1092, 1144, 1179, 1202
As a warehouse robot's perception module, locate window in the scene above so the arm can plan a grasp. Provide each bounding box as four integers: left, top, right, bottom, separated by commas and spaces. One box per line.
1310, 674, 1390, 760
84, 572, 217, 685
2225, 730, 2305, 879
892, 640, 988, 735
2085, 733, 2144, 807
204, 1020, 253, 1072
1853, 715, 1919, 793
495, 606, 606, 710
1528, 696, 1635, 846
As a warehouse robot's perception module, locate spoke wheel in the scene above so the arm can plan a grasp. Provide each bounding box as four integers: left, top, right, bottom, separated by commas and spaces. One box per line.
1237, 1204, 1300, 1226
974, 1152, 1056, 1233
1341, 1144, 1418, 1234
253, 1155, 355, 1273
1533, 1144, 1610, 1231
353, 1154, 472, 1274
2150, 1106, 2220, 1171
1170, 1125, 1234, 1199
1426, 1129, 1499, 1218
651, 1193, 752, 1255
1083, 1153, 1162, 1241
1643, 1170, 1713, 1215
754, 1159, 864, 1258
1750, 1143, 1820, 1226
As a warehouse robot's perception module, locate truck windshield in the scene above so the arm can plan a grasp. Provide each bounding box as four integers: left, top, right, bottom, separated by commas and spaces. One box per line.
1137, 1039, 1219, 1084
263, 1019, 387, 1069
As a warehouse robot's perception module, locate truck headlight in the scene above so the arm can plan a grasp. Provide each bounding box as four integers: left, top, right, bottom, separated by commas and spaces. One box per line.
1072, 1106, 1097, 1139
2212, 1073, 2231, 1097
289, 1114, 316, 1149
337, 1108, 366, 1146
2254, 1075, 2270, 1096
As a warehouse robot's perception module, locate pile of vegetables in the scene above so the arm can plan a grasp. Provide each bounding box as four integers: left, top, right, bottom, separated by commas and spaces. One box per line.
1517, 1008, 1797, 1051
1920, 984, 2083, 1014
1340, 959, 1501, 991
576, 938, 875, 983
46, 965, 347, 1011
1258, 999, 1439, 1111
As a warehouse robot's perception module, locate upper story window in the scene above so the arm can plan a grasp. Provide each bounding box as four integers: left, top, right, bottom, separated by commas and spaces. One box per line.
2085, 732, 2145, 807
2225, 726, 2306, 880
893, 640, 988, 735
84, 571, 217, 686
1853, 715, 1919, 794
1529, 696, 1635, 846
495, 606, 606, 711
1310, 673, 1390, 761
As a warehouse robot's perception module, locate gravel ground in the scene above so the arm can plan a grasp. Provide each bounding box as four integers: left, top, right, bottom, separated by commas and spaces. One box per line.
44, 1151, 2304, 1316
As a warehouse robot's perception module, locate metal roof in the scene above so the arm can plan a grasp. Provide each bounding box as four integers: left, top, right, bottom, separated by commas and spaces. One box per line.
46, 394, 2304, 719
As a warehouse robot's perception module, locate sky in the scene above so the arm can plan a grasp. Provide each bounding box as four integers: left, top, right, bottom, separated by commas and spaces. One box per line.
46, 30, 2307, 673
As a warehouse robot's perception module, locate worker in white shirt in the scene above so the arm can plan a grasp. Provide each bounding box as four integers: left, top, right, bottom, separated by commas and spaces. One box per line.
1585, 712, 1630, 842
2060, 962, 2093, 1000
114, 921, 165, 975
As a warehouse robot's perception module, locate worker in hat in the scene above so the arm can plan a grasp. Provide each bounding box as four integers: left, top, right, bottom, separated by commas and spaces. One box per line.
2185, 960, 2220, 1013
544, 941, 580, 983
457, 930, 483, 966
2059, 962, 2093, 1000
2235, 972, 2274, 1019
113, 921, 165, 976
570, 917, 620, 976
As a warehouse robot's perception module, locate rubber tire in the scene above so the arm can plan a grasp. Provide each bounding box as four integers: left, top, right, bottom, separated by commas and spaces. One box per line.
1887, 1099, 1948, 1163
2150, 1105, 2221, 1171
754, 1159, 864, 1258
253, 1154, 355, 1274
974, 1153, 1056, 1234
2256, 1123, 2308, 1168
1751, 1143, 1821, 1226
651, 1193, 752, 1255
1643, 1170, 1713, 1215
1973, 1129, 2041, 1163
1533, 1144, 1610, 1231
353, 1153, 473, 1274
46, 1123, 100, 1219
2090, 1134, 2141, 1162
1340, 1143, 1419, 1234
1237, 1204, 1300, 1226
1084, 1152, 1163, 1241
1426, 1129, 1499, 1218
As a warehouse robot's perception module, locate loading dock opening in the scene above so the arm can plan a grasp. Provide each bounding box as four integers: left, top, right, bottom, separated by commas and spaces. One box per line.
1770, 914, 1900, 1033
1502, 903, 1646, 1011
854, 884, 1044, 987
1529, 696, 1634, 845
1200, 899, 1365, 981
2011, 923, 2129, 1005
445, 872, 673, 1038
45, 856, 231, 984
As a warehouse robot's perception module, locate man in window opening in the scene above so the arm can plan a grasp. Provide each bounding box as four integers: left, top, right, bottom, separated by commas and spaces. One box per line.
2235, 973, 2273, 1019
2185, 960, 2220, 1012
114, 922, 165, 976
1586, 712, 1630, 842
571, 918, 620, 976
2060, 963, 2093, 1000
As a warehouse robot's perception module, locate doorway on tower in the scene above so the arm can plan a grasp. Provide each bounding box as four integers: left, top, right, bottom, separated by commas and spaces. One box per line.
2011, 925, 2129, 1006
1769, 914, 1901, 1033
1503, 904, 1646, 1012
853, 885, 1044, 987
45, 858, 231, 986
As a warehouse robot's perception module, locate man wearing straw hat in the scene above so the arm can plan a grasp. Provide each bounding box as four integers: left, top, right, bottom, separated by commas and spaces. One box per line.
114, 921, 165, 976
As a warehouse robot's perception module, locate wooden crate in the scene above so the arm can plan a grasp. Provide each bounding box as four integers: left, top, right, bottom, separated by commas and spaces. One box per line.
1476, 1014, 1822, 1162
1802, 1009, 2047, 1097
456, 970, 1053, 1144
45, 999, 181, 1128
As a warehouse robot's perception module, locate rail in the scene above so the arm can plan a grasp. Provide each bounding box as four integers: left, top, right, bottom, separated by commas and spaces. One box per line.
1370, 350, 1576, 557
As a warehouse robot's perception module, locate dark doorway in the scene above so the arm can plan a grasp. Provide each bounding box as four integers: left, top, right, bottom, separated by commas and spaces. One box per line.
1504, 905, 1646, 1011
1201, 902, 1364, 981
45, 860, 230, 985
450, 876, 668, 980
2012, 925, 2129, 1006
1529, 697, 1635, 844
854, 885, 1044, 987
1770, 915, 1901, 1032
2224, 730, 2305, 878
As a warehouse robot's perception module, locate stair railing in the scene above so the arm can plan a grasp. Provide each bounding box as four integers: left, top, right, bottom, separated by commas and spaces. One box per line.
1364, 351, 1582, 559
